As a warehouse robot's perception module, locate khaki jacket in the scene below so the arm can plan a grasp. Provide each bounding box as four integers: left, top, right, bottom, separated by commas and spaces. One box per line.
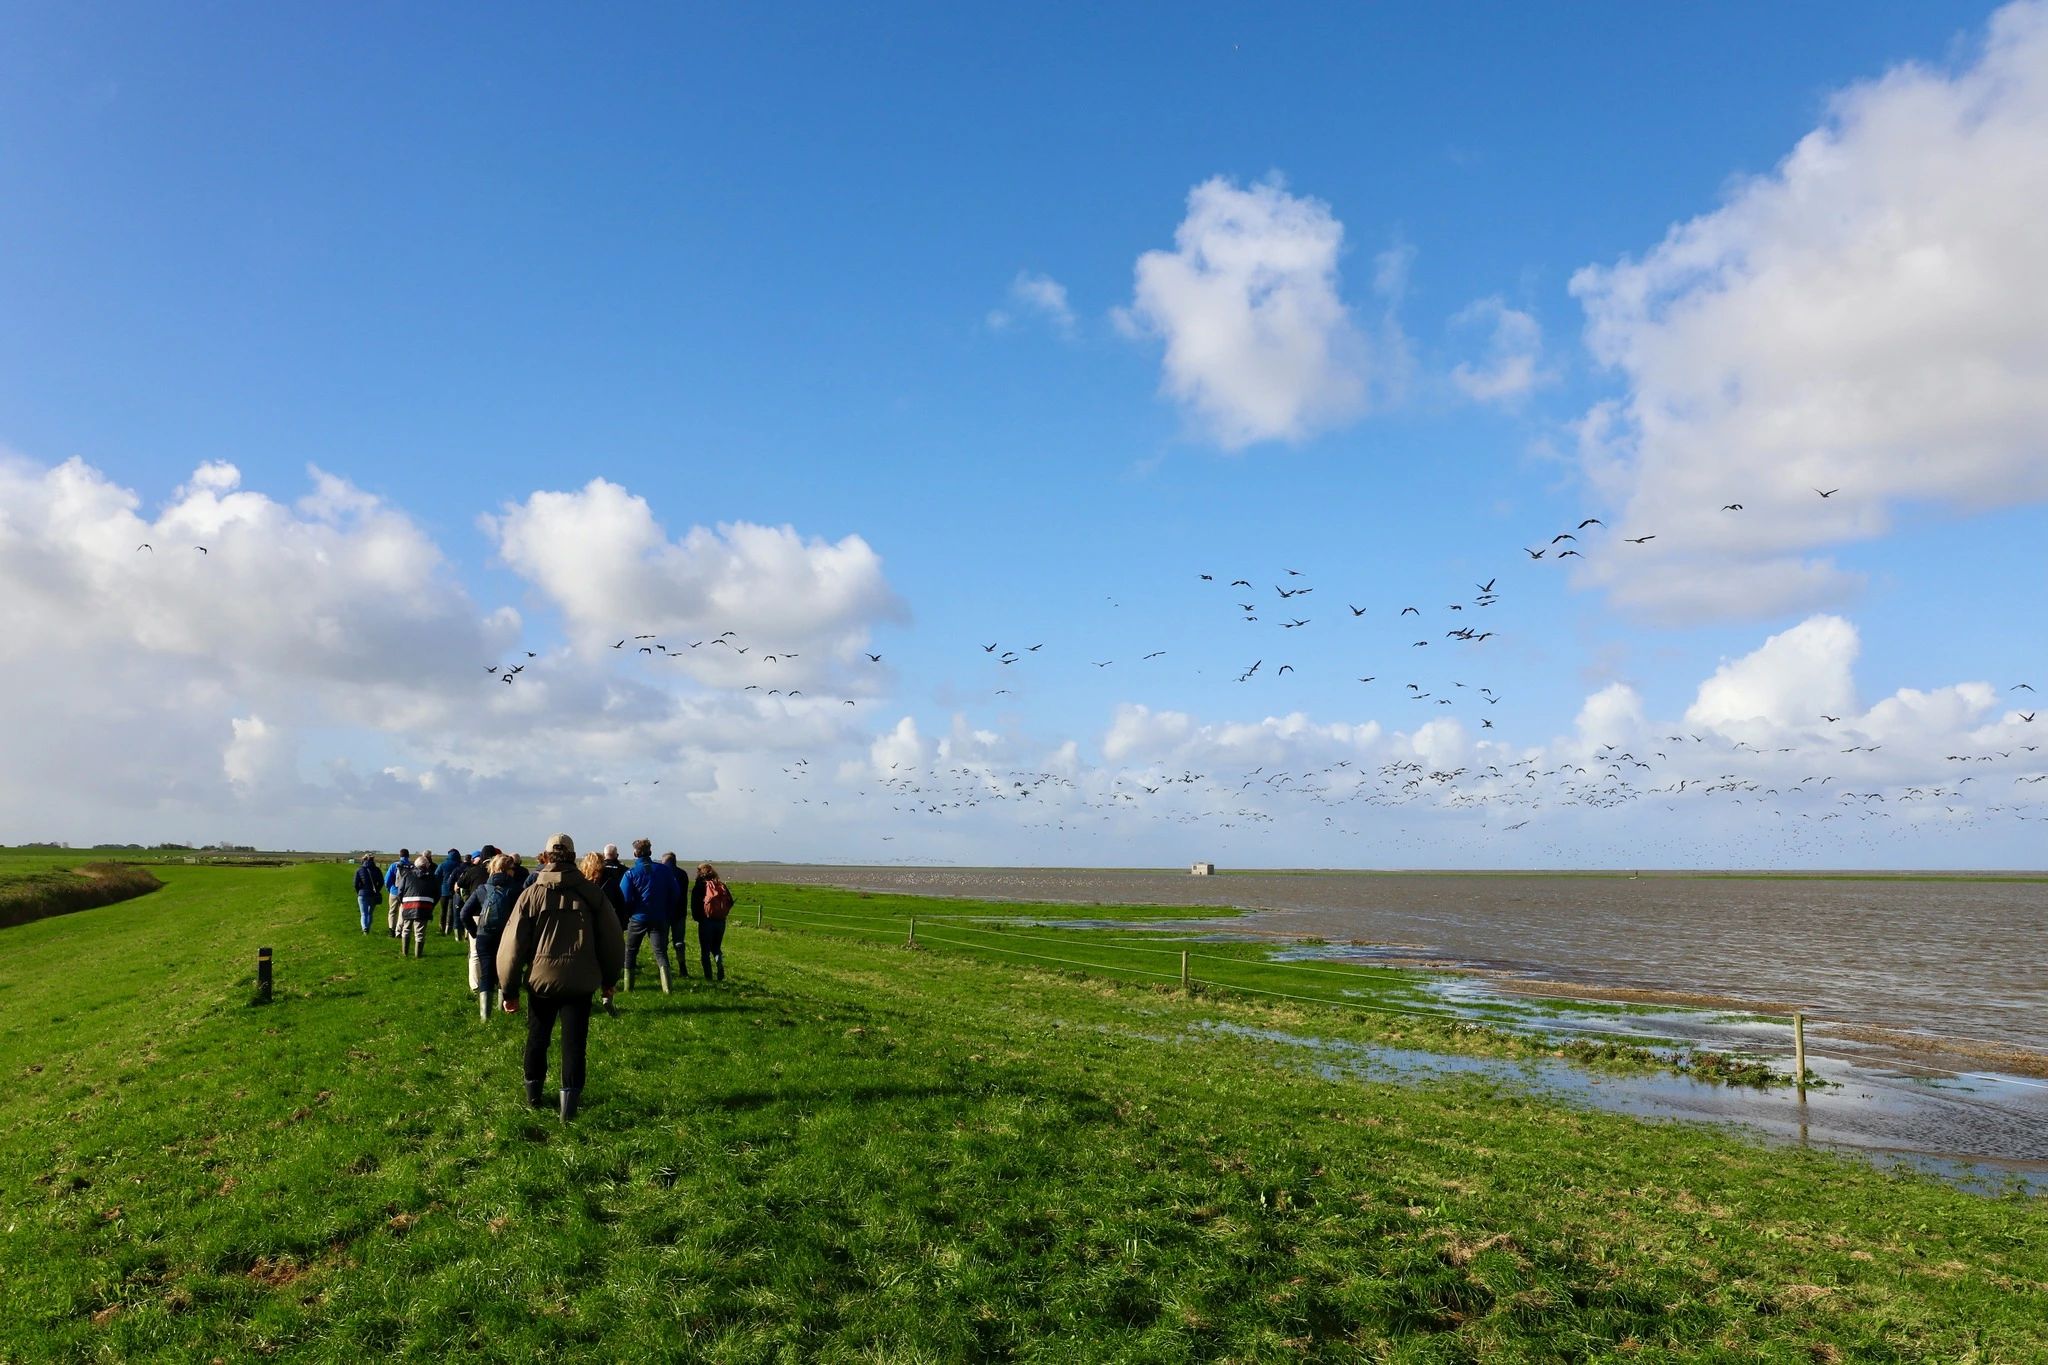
497, 865, 626, 999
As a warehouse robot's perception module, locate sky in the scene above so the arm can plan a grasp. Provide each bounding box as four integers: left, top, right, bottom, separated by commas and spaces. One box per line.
0, 1, 2042, 866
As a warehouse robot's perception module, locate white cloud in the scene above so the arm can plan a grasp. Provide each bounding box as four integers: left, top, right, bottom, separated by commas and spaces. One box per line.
1121, 176, 1376, 448
485, 478, 905, 688
1451, 296, 1550, 405
870, 716, 929, 776
1687, 614, 1860, 729
1570, 1, 2048, 620
989, 271, 1076, 336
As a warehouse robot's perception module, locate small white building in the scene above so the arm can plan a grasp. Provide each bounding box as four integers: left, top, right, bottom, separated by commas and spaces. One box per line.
1190, 862, 1216, 876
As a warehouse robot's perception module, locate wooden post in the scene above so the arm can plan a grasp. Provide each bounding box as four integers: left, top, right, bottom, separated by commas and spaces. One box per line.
908, 916, 917, 947
256, 946, 272, 1004
756, 902, 762, 929
1792, 1012, 1806, 1089
1181, 950, 1189, 989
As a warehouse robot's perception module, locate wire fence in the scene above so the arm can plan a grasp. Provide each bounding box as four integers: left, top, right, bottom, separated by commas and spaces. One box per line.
739, 895, 2048, 1091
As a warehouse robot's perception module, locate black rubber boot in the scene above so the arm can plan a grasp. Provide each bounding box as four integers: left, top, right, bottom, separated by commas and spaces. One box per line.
559, 1088, 581, 1122
525, 1079, 546, 1109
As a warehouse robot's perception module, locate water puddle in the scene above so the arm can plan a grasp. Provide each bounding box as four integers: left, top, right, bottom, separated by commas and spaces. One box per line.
1188, 1019, 2048, 1196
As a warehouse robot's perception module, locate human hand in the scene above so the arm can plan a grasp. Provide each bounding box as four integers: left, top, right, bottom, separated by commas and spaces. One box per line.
501, 997, 519, 1013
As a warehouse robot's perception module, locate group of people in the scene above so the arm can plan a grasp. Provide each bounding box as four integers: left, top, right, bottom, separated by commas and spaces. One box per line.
350, 834, 736, 1120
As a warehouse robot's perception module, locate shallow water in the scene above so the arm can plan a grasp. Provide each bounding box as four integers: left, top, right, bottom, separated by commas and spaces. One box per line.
734, 865, 2048, 1055
1190, 1019, 2048, 1194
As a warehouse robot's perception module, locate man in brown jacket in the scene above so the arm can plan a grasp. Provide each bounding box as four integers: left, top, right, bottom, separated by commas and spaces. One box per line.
497, 832, 626, 1120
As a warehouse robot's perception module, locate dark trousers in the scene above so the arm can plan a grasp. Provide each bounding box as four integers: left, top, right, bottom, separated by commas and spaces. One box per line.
625, 920, 680, 980
697, 917, 727, 979
523, 991, 593, 1091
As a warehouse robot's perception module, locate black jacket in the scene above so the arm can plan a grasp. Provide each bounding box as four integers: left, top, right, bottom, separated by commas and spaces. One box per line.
352, 860, 382, 897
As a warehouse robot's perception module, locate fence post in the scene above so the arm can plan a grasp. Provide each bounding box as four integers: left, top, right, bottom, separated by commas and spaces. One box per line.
756, 901, 762, 929
1181, 950, 1189, 990
908, 916, 917, 948
256, 946, 272, 1004
1792, 1012, 1806, 1090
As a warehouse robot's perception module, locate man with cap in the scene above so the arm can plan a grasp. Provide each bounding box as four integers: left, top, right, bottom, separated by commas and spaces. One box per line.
497, 833, 625, 1121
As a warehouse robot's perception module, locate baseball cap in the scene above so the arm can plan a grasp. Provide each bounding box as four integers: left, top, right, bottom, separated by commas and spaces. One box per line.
543, 832, 576, 857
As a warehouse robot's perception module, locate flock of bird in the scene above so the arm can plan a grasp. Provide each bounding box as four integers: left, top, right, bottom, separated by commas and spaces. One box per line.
453, 484, 2042, 852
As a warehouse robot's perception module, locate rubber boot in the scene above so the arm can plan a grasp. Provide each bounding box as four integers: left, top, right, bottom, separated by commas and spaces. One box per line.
559, 1088, 580, 1122
478, 990, 492, 1022
525, 1079, 546, 1108
625, 963, 635, 992
656, 956, 672, 994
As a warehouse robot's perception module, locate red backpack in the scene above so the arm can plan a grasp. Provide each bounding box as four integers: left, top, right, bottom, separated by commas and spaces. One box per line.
702, 878, 733, 920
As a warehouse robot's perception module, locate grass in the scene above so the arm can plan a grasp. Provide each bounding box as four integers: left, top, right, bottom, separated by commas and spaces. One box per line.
0, 861, 164, 930
0, 865, 2041, 1362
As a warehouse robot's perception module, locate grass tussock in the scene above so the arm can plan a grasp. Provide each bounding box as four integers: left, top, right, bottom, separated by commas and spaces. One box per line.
0, 862, 163, 930
0, 864, 2041, 1362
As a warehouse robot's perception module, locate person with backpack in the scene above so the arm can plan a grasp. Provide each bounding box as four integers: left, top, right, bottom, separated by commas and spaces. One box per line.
459, 852, 522, 1020
352, 854, 382, 934
396, 852, 440, 957
498, 833, 625, 1121
690, 862, 733, 981
619, 838, 685, 991
384, 848, 410, 935
452, 846, 495, 941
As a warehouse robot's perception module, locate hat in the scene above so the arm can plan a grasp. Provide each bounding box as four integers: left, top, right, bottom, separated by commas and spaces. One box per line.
542, 832, 576, 857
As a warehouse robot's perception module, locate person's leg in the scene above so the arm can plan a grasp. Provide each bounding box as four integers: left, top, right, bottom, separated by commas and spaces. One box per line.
623, 922, 647, 989
357, 894, 372, 933
523, 993, 562, 1097
557, 993, 593, 1117
704, 918, 727, 980
650, 923, 673, 992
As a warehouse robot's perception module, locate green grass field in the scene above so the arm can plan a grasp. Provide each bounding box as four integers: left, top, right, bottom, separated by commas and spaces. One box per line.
1, 864, 2042, 1362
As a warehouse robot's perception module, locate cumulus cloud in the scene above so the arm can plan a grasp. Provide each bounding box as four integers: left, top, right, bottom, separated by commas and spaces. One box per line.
1121, 176, 1379, 448
987, 271, 1076, 336
485, 478, 905, 688
1450, 297, 1550, 405
1570, 1, 2048, 620
1687, 615, 1860, 729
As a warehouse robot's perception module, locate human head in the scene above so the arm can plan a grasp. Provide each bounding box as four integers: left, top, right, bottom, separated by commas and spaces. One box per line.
541, 832, 575, 865
479, 844, 499, 860
661, 851, 676, 866
604, 843, 619, 860
578, 851, 604, 882
398, 847, 410, 860
414, 853, 432, 870
360, 853, 373, 864
697, 863, 717, 879
490, 853, 517, 876
448, 847, 460, 858
632, 838, 652, 859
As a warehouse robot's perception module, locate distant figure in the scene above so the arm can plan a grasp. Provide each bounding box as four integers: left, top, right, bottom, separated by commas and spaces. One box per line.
352, 853, 382, 934
597, 843, 629, 930
620, 838, 684, 991
396, 853, 440, 957
459, 853, 523, 1020
384, 848, 410, 936
498, 833, 625, 1120
691, 862, 733, 981
435, 848, 465, 935
661, 852, 689, 978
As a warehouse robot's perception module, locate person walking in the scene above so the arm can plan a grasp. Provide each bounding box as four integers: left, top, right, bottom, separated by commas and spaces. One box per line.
498, 834, 624, 1121
691, 862, 733, 981
352, 853, 383, 934
396, 852, 440, 957
459, 853, 522, 1020
620, 838, 684, 992
661, 852, 689, 978
597, 844, 629, 930
384, 848, 410, 936
435, 848, 466, 935
452, 846, 494, 941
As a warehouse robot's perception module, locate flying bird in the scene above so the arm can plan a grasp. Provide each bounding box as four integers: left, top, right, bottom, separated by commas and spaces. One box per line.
1277, 665, 1294, 675
194, 546, 208, 554
1625, 535, 1656, 544
1143, 651, 1166, 659
1551, 533, 1576, 543
983, 643, 999, 653
612, 640, 625, 649
1815, 488, 1839, 498
1230, 580, 1251, 588
1524, 548, 1546, 559
1476, 579, 1496, 593
1199, 574, 1213, 581
1558, 549, 1582, 558
1357, 676, 1375, 683
1092, 660, 1112, 668
865, 653, 882, 662
136, 544, 152, 552
1282, 619, 1309, 629
1400, 606, 1419, 616
1722, 504, 1743, 511
1578, 518, 1603, 528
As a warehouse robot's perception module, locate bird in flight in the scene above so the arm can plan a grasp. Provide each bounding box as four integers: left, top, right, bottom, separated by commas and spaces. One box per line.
1199, 573, 1213, 581
1092, 660, 1112, 668
1143, 651, 1166, 659
1400, 606, 1419, 616
982, 643, 999, 653
1027, 644, 1043, 652
1286, 568, 1303, 576
1821, 714, 1840, 723
1348, 604, 1368, 616
1230, 579, 1251, 588
1625, 535, 1656, 544
1481, 719, 1494, 729
1476, 578, 1495, 593
1357, 676, 1375, 683
612, 640, 625, 649
1815, 488, 1839, 498
2013, 683, 2035, 692
136, 543, 152, 552
1238, 660, 1262, 681
1551, 533, 1576, 544
1282, 618, 1309, 629
1722, 503, 1743, 511
1578, 518, 1603, 529
1277, 665, 1295, 675
1558, 549, 1582, 558
194, 546, 208, 554
1524, 548, 1546, 559
865, 653, 882, 662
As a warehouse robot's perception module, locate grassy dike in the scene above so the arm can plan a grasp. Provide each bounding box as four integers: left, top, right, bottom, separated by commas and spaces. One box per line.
0, 866, 2042, 1362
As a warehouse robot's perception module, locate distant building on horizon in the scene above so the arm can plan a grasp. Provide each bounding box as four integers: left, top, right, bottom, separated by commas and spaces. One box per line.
1189, 862, 1216, 876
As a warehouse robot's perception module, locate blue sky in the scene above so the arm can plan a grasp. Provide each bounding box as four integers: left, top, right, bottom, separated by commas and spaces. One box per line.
1, 2, 2041, 865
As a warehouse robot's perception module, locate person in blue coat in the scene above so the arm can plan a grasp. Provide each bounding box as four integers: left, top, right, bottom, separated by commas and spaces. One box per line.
619, 838, 683, 992
383, 848, 409, 936
459, 854, 524, 1020
435, 848, 465, 935
352, 854, 383, 933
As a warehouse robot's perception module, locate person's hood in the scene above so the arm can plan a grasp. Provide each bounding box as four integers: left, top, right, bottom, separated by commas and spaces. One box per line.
486, 872, 521, 888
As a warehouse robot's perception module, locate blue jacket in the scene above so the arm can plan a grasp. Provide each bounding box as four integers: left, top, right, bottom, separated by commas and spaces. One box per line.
436, 854, 465, 896
384, 861, 401, 892
620, 857, 682, 925
353, 860, 382, 898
